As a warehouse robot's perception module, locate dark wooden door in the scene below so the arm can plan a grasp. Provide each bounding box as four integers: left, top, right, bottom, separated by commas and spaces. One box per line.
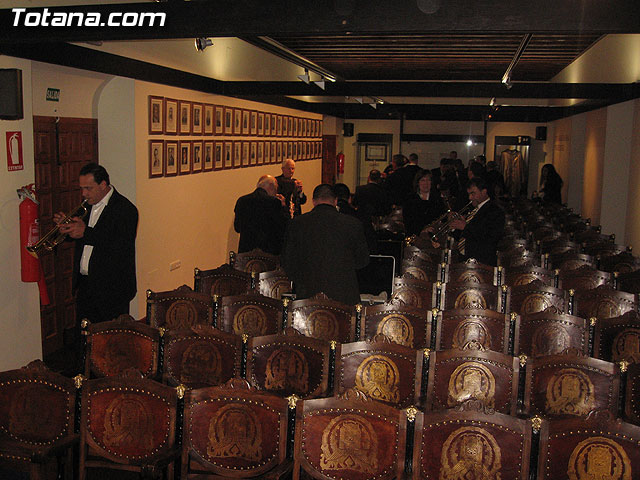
33, 116, 98, 357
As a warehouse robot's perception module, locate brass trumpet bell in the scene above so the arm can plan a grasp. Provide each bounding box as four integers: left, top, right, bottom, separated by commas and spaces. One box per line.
26, 200, 88, 258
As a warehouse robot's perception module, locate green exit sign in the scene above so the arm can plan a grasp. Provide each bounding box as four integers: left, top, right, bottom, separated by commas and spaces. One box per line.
46, 88, 60, 102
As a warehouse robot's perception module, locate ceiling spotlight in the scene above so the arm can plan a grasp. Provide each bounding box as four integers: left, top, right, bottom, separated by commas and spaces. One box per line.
369, 103, 377, 109
297, 68, 310, 84
313, 76, 326, 90
354, 97, 364, 104
489, 97, 496, 107
502, 76, 512, 90
466, 139, 473, 147
194, 38, 213, 52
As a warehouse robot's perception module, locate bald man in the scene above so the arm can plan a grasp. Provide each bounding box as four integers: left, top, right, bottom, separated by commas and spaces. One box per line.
276, 158, 307, 217
234, 175, 289, 255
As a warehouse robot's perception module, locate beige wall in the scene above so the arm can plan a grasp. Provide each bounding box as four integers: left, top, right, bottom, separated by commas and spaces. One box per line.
550, 117, 572, 206
582, 109, 607, 225
626, 99, 640, 249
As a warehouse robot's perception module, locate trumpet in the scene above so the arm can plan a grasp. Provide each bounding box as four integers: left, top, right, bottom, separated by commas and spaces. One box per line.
26, 200, 88, 258
429, 201, 475, 243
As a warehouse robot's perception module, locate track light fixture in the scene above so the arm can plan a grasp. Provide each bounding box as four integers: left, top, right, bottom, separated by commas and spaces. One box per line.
354, 97, 364, 104
297, 68, 310, 84
502, 76, 513, 90
313, 76, 326, 90
194, 38, 213, 52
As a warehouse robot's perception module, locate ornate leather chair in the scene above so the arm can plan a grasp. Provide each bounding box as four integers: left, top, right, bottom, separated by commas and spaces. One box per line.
425, 348, 520, 415
401, 254, 438, 282
361, 300, 430, 349
438, 281, 508, 313
0, 360, 80, 480
575, 284, 638, 320
292, 389, 408, 480
517, 307, 589, 358
257, 268, 292, 300
618, 269, 640, 294
508, 280, 570, 316
181, 379, 293, 479
245, 327, 336, 399
230, 248, 280, 274
503, 264, 555, 287
404, 243, 445, 266
84, 314, 160, 379
558, 264, 612, 291
336, 335, 424, 408
287, 293, 357, 343
592, 310, 640, 365
497, 246, 542, 268
431, 308, 513, 354
524, 354, 620, 418
217, 293, 285, 337
391, 273, 437, 309
625, 362, 640, 425
195, 264, 254, 297
146, 284, 215, 330
441, 258, 500, 285
78, 369, 182, 480
537, 412, 640, 480
599, 250, 640, 274
551, 252, 596, 271
411, 401, 537, 480
162, 325, 243, 389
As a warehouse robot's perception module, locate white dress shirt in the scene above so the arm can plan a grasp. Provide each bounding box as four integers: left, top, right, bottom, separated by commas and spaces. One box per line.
79, 186, 114, 275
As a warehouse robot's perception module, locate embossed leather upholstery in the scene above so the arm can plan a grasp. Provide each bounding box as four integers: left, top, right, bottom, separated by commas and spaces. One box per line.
146, 284, 215, 330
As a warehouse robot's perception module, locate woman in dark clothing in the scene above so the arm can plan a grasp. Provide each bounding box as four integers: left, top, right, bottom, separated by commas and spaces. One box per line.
540, 164, 563, 204
402, 170, 446, 237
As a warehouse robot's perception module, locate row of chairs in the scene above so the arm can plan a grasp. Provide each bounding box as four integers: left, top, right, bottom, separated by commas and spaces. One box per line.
3, 360, 640, 479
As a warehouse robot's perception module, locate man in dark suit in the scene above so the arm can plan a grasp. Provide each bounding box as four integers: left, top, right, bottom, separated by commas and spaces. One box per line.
276, 158, 307, 217
234, 174, 289, 255
56, 163, 138, 325
282, 184, 370, 305
385, 154, 422, 206
450, 177, 505, 266
353, 169, 391, 220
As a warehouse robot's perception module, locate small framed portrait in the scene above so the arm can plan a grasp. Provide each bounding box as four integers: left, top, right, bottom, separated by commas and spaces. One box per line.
192, 140, 203, 172
164, 98, 178, 134
282, 115, 288, 137
297, 118, 303, 137
224, 141, 233, 169
233, 108, 242, 135
148, 96, 164, 134
233, 141, 242, 168
179, 141, 191, 175
192, 103, 203, 135
241, 110, 250, 135
214, 142, 223, 170
204, 104, 214, 135
270, 141, 277, 164
165, 141, 178, 176
292, 141, 298, 160
215, 106, 224, 134
203, 141, 214, 171
292, 116, 298, 137
224, 107, 232, 134
366, 144, 387, 161
288, 116, 293, 137
242, 141, 250, 167
276, 142, 282, 163
286, 141, 292, 159
264, 113, 271, 136
250, 141, 257, 165
149, 140, 164, 177
260, 142, 267, 165
276, 115, 283, 137
250, 111, 257, 136
271, 114, 277, 136
257, 113, 264, 136
179, 101, 191, 135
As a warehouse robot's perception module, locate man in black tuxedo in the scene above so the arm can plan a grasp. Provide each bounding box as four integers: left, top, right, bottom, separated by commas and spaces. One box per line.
353, 169, 391, 219
56, 163, 138, 325
449, 177, 505, 266
234, 174, 289, 255
282, 184, 369, 305
276, 158, 306, 217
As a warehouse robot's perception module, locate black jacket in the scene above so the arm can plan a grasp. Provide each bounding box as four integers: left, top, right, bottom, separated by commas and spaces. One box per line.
234, 187, 289, 254
460, 200, 505, 266
353, 182, 391, 219
402, 192, 446, 237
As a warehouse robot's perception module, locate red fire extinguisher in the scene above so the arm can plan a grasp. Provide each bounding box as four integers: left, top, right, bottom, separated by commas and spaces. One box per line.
336, 152, 345, 175
18, 184, 50, 305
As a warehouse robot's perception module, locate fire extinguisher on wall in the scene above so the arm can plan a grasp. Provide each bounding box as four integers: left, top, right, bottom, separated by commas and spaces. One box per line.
336, 152, 345, 176
18, 184, 50, 305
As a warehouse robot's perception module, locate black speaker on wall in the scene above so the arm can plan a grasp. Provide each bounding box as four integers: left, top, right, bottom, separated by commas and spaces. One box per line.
343, 122, 354, 137
0, 69, 23, 120
536, 126, 547, 141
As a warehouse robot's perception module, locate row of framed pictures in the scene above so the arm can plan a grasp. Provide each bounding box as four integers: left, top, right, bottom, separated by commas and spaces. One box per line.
149, 95, 323, 138
149, 139, 323, 178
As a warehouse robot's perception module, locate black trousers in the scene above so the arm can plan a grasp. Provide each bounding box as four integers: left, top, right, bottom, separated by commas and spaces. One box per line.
75, 275, 131, 324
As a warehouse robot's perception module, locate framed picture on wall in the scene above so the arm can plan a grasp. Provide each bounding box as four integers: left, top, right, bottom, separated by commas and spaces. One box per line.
276, 115, 282, 137
242, 110, 250, 135
214, 142, 223, 170
149, 140, 164, 177
288, 116, 294, 137
250, 141, 257, 165
192, 141, 203, 172
215, 106, 224, 134
271, 114, 277, 136
250, 111, 257, 136
179, 141, 191, 174
282, 115, 288, 137
264, 113, 271, 137
204, 141, 214, 171
233, 141, 242, 168
224, 141, 233, 169
242, 141, 250, 167
365, 144, 387, 161
292, 141, 297, 160
148, 96, 164, 134
204, 104, 214, 135
224, 107, 232, 134
257, 113, 264, 136
233, 108, 242, 135
179, 101, 191, 135
260, 142, 266, 165
276, 142, 282, 163
270, 141, 277, 164
192, 103, 203, 135
164, 98, 178, 135
165, 141, 178, 176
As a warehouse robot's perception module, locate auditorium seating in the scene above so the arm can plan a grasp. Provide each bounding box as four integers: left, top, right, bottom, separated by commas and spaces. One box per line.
508, 280, 571, 316
392, 273, 437, 309
591, 310, 640, 364
575, 284, 638, 320
440, 258, 501, 285
516, 308, 589, 358
195, 264, 254, 297
361, 300, 430, 348
438, 281, 507, 312
230, 247, 280, 274
503, 264, 556, 287
257, 268, 292, 299
217, 293, 285, 336
557, 264, 612, 291
146, 284, 215, 329
287, 293, 357, 343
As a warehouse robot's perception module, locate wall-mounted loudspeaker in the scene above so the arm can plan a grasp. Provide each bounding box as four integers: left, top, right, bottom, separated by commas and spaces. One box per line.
535, 126, 547, 141
343, 122, 354, 137
0, 69, 23, 120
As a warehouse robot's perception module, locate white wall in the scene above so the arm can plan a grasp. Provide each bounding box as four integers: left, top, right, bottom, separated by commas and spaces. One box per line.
0, 56, 42, 370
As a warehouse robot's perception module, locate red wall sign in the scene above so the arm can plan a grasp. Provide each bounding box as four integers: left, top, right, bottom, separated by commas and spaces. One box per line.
6, 131, 24, 172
